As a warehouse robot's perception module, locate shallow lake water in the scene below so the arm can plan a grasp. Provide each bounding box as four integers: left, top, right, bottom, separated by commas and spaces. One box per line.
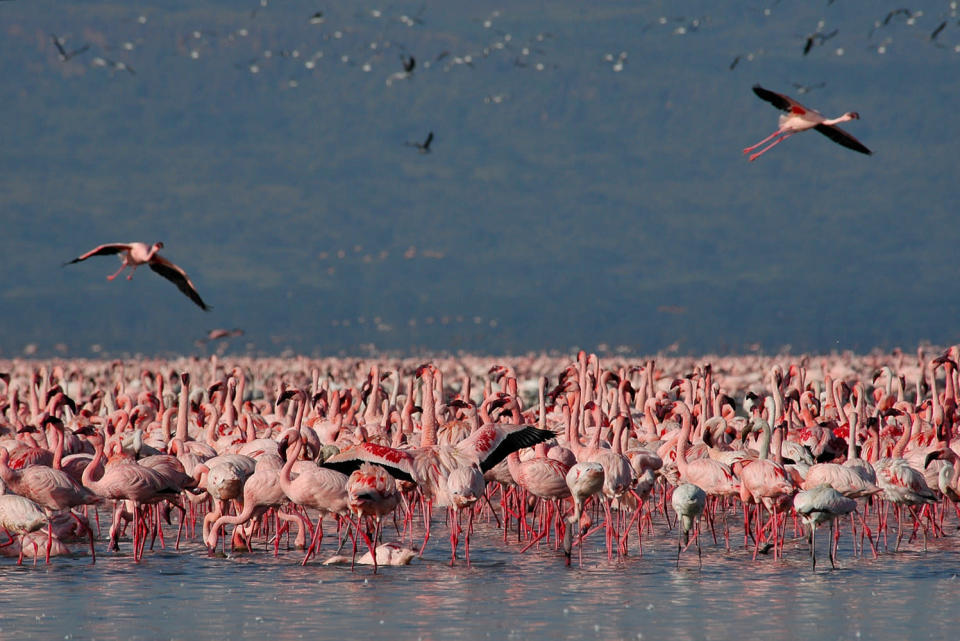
2, 506, 960, 641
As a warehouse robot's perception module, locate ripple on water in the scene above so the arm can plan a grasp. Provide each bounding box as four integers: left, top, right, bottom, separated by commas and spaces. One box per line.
0, 520, 959, 639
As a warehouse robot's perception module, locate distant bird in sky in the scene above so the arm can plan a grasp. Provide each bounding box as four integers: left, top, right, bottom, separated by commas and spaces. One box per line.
63, 241, 210, 310
929, 20, 947, 41
405, 131, 433, 153
791, 81, 826, 95
744, 85, 871, 162
50, 34, 89, 61
802, 28, 838, 55
308, 11, 324, 24
93, 56, 135, 75
204, 328, 244, 341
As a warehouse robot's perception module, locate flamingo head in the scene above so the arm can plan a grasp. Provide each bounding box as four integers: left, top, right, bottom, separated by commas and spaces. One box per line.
154, 241, 165, 249
845, 112, 860, 120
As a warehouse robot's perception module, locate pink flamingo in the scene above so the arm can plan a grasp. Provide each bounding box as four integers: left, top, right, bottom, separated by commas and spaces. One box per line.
671, 400, 740, 548
0, 494, 48, 565
738, 419, 796, 559
81, 435, 170, 561
345, 462, 400, 573
277, 430, 349, 565
562, 461, 604, 565
204, 453, 310, 555
0, 429, 99, 563
63, 241, 210, 310
444, 463, 485, 565
745, 85, 871, 161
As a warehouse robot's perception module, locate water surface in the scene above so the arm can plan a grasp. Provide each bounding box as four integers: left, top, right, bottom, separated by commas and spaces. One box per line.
2, 516, 958, 640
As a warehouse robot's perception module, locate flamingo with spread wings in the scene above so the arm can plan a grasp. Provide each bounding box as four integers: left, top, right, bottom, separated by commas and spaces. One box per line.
63, 241, 210, 310
745, 85, 872, 161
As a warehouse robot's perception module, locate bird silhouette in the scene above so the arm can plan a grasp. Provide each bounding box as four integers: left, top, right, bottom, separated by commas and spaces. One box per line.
405, 131, 433, 153
51, 34, 89, 61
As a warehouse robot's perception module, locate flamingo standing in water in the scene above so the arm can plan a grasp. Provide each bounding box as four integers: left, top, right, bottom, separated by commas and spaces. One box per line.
345, 462, 400, 573
744, 85, 872, 161
562, 461, 604, 566
0, 434, 99, 563
63, 241, 210, 310
671, 482, 707, 568
277, 430, 349, 566
794, 484, 857, 571
0, 494, 48, 565
445, 463, 486, 566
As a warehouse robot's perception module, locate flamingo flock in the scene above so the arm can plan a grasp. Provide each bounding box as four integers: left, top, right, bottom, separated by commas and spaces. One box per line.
1, 347, 959, 573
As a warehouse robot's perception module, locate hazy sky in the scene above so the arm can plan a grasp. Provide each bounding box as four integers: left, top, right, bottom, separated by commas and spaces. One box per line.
2, 1, 959, 358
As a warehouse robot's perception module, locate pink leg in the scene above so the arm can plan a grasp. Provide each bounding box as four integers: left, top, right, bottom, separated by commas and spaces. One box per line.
743, 129, 785, 153
107, 263, 127, 281
748, 133, 794, 161
465, 509, 474, 567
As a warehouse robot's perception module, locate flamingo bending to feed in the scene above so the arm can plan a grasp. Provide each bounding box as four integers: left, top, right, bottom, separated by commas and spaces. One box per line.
671, 482, 707, 568
744, 85, 872, 161
562, 461, 604, 565
0, 494, 48, 565
63, 241, 210, 310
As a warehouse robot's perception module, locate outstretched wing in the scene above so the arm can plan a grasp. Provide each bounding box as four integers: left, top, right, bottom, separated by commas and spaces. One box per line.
149, 255, 211, 310
63, 243, 131, 265
322, 443, 418, 483
460, 425, 555, 473
814, 124, 872, 155
752, 85, 799, 112
51, 34, 68, 59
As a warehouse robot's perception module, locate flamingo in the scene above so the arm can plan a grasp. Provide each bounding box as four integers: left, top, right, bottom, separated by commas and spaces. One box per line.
0, 494, 48, 565
276, 431, 349, 565
671, 482, 707, 568
738, 419, 796, 558
744, 85, 871, 161
405, 131, 434, 153
62, 241, 210, 310
204, 453, 310, 555
81, 435, 173, 561
793, 484, 857, 571
0, 439, 99, 563
345, 462, 400, 573
444, 464, 485, 565
562, 461, 604, 565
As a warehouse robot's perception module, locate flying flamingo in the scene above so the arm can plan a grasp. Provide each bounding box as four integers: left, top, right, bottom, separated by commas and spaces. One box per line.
63, 241, 210, 310
744, 85, 872, 161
